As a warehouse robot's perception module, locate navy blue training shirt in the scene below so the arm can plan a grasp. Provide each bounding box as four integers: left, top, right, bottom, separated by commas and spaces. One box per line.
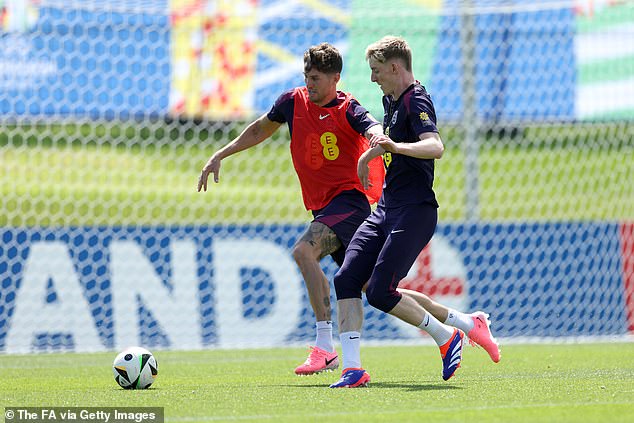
380, 82, 439, 208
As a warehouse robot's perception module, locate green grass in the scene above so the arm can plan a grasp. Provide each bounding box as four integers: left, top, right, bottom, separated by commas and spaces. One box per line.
1, 123, 633, 225
0, 135, 310, 226
1, 343, 633, 422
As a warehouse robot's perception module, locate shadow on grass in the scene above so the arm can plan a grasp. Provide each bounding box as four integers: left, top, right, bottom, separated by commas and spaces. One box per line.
369, 381, 463, 391
282, 382, 463, 391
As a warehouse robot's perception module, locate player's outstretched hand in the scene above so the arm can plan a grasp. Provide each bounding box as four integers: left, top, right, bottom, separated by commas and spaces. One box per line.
197, 154, 221, 192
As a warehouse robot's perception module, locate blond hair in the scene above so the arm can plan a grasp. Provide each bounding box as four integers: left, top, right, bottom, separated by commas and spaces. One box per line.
365, 36, 412, 72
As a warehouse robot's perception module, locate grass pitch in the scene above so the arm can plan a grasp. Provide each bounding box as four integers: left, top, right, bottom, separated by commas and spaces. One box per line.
2, 343, 633, 422
2, 123, 633, 226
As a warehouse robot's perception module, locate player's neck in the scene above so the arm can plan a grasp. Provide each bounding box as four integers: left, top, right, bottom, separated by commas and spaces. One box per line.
314, 90, 338, 107
392, 74, 416, 101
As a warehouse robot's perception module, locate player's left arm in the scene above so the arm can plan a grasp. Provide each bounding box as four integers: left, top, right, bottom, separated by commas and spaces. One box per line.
372, 92, 444, 159
377, 131, 444, 159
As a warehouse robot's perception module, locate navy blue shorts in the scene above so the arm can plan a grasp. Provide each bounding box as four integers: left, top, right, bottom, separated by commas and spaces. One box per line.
311, 189, 371, 266
334, 203, 438, 312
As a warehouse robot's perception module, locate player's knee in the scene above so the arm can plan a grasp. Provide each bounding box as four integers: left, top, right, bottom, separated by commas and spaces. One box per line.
334, 271, 362, 300
365, 283, 399, 313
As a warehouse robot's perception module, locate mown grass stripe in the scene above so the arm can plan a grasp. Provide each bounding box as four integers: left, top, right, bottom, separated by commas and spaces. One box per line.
1, 344, 633, 422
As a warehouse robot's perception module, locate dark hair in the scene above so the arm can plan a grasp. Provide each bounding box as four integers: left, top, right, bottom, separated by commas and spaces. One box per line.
303, 43, 343, 74
365, 36, 412, 72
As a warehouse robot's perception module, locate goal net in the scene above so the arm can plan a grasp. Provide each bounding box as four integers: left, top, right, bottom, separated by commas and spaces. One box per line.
1, 0, 633, 352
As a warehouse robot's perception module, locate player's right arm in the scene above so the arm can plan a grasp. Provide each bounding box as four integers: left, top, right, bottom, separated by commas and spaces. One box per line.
197, 114, 281, 191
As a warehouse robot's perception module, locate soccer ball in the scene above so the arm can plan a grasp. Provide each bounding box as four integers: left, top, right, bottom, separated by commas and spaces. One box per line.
112, 346, 158, 389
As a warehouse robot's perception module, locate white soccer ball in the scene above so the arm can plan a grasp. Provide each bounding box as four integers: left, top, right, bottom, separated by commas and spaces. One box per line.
112, 346, 158, 389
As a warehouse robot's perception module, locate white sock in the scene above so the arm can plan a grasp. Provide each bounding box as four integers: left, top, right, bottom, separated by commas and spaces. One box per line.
419, 311, 454, 346
315, 321, 334, 352
339, 331, 361, 369
444, 309, 475, 333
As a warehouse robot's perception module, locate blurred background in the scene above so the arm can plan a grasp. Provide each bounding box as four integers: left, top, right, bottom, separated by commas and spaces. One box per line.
0, 0, 632, 353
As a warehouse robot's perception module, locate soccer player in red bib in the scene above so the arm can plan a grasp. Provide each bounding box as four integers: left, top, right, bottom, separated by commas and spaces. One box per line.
329, 36, 501, 388
198, 43, 385, 374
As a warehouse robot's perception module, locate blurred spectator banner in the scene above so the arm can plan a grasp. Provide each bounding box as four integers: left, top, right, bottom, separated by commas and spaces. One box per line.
0, 0, 632, 121
0, 222, 630, 352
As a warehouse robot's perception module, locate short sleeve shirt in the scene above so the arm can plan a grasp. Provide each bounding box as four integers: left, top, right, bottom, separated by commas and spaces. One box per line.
380, 82, 439, 208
